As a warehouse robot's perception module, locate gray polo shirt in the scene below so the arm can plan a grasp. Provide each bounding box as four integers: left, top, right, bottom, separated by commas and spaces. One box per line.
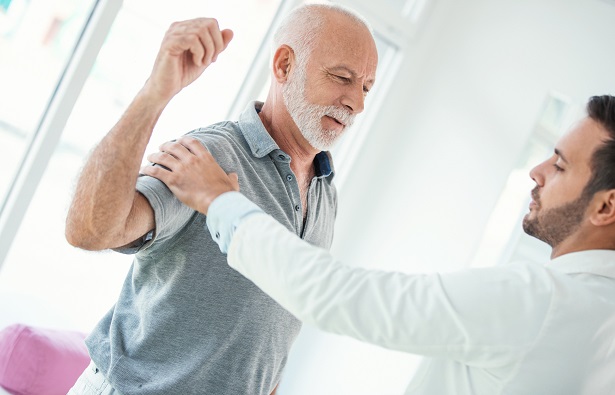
85, 101, 337, 395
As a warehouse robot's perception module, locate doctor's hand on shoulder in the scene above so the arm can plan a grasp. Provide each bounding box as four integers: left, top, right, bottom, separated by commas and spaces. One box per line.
141, 136, 240, 215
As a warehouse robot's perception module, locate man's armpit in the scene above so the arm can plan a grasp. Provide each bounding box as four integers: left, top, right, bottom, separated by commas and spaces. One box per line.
112, 229, 154, 254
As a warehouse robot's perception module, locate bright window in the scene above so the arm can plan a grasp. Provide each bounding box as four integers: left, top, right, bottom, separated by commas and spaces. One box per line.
0, 0, 282, 331
470, 92, 580, 268
0, 0, 95, 207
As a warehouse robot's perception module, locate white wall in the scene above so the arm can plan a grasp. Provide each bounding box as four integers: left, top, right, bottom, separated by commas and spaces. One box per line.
279, 0, 615, 394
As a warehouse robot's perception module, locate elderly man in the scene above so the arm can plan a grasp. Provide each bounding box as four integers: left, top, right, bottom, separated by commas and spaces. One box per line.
147, 95, 615, 395
65, 4, 377, 395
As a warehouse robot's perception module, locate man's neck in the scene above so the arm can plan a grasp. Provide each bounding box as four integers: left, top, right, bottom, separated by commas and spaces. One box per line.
258, 104, 319, 177
550, 230, 615, 259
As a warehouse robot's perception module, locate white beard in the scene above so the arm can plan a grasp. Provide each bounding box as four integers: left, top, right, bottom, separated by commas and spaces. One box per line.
282, 61, 355, 151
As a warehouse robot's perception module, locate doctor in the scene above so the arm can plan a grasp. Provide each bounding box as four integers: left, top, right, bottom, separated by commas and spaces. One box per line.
142, 95, 615, 394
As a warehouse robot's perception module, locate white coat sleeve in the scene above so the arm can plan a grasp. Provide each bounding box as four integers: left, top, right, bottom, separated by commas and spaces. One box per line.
226, 211, 552, 365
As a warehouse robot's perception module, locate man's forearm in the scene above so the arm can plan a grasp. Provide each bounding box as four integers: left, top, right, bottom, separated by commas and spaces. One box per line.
65, 87, 168, 250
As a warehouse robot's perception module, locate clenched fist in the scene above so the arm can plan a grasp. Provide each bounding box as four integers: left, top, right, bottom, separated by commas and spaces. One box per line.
144, 18, 233, 102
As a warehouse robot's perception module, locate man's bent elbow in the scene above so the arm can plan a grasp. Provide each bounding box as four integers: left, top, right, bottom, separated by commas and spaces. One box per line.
65, 227, 100, 251
65, 219, 111, 251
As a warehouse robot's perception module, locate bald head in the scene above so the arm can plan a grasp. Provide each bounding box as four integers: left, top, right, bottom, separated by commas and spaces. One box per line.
264, 3, 378, 152
273, 3, 374, 66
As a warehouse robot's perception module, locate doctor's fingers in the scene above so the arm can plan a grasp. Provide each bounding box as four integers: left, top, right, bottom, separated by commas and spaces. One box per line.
146, 151, 180, 171
173, 136, 214, 158
157, 139, 197, 160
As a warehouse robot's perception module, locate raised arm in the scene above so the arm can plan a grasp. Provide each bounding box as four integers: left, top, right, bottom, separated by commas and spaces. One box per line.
65, 18, 233, 250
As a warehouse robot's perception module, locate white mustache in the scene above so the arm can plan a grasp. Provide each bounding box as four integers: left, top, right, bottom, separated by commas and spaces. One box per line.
322, 106, 355, 128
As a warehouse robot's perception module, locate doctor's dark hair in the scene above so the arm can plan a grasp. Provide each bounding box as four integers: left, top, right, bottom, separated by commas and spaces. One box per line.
583, 95, 615, 197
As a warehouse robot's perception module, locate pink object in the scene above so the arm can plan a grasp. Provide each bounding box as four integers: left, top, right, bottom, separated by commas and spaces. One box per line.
0, 324, 89, 395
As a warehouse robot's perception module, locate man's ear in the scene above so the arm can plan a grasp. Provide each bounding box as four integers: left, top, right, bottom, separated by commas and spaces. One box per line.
272, 45, 293, 83
590, 189, 615, 226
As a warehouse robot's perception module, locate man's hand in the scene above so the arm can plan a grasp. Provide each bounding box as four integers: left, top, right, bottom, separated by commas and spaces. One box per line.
141, 137, 239, 215
144, 18, 233, 102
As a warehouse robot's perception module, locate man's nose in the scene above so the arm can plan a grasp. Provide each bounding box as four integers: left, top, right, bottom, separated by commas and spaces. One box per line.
529, 162, 546, 187
341, 85, 365, 114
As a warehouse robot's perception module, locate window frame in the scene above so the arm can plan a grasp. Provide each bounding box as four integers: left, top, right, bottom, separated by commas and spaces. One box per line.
0, 0, 123, 269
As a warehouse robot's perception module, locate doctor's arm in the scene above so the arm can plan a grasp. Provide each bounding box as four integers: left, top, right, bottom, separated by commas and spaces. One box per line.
210, 192, 444, 353
142, 140, 423, 350
146, 142, 549, 362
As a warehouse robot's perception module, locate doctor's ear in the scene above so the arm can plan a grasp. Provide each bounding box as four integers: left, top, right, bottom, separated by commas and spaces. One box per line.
590, 189, 615, 226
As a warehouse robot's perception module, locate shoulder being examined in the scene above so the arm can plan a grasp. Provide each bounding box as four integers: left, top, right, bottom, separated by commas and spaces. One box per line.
182, 121, 253, 166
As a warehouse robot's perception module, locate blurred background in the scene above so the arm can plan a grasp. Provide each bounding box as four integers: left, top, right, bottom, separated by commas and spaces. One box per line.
1, 0, 614, 393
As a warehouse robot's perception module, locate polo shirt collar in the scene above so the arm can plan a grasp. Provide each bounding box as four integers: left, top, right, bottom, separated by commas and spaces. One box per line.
238, 101, 279, 159
237, 101, 335, 179
547, 249, 615, 279
314, 151, 334, 178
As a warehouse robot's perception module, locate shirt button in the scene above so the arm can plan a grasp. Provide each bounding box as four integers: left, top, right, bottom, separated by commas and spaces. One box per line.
286, 174, 293, 181
278, 154, 286, 160
215, 232, 220, 239
294, 205, 300, 211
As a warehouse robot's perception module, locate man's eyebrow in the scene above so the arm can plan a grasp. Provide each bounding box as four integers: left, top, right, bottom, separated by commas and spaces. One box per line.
328, 66, 375, 86
329, 65, 354, 75
554, 148, 569, 164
